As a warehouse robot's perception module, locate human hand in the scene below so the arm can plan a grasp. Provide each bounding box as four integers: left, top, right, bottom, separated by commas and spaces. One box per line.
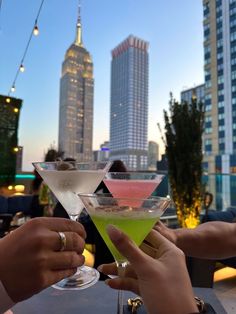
0, 217, 86, 302
99, 226, 198, 314
153, 221, 178, 245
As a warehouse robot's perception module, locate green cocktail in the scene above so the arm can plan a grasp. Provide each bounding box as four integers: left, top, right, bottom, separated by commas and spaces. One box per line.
79, 194, 170, 314
78, 194, 170, 263
91, 213, 160, 262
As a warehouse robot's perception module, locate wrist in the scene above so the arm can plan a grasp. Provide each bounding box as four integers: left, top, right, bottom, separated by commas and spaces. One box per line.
174, 228, 184, 248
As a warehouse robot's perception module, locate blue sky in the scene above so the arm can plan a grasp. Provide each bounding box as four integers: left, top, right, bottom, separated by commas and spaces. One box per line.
0, 0, 204, 171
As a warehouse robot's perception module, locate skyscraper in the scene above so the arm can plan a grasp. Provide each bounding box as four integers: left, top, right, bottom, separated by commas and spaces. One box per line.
148, 141, 159, 170
58, 5, 93, 161
203, 0, 236, 173
110, 35, 149, 170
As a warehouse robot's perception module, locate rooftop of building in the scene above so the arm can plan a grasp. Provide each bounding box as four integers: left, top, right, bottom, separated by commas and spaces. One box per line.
111, 34, 149, 58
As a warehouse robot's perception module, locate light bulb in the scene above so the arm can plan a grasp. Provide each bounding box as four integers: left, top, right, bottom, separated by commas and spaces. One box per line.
20, 64, 25, 72
33, 25, 39, 36
11, 85, 16, 92
6, 98, 11, 103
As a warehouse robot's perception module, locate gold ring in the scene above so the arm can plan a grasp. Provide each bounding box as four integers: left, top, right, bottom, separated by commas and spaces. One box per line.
58, 232, 66, 251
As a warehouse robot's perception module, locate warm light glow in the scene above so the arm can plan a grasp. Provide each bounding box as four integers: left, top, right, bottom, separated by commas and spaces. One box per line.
14, 185, 25, 193
6, 98, 11, 103
13, 147, 19, 152
20, 64, 25, 72
83, 248, 95, 267
8, 185, 13, 191
11, 85, 16, 92
33, 25, 39, 36
14, 108, 19, 113
184, 214, 199, 229
214, 267, 236, 282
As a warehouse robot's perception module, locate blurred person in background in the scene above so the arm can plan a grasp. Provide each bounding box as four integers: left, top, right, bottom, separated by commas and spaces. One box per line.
30, 148, 63, 218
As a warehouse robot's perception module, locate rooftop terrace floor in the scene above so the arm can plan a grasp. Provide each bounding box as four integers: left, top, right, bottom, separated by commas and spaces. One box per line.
214, 267, 236, 313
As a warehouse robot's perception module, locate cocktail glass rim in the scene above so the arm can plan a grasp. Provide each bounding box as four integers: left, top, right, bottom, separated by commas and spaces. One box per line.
78, 192, 170, 202
32, 161, 112, 172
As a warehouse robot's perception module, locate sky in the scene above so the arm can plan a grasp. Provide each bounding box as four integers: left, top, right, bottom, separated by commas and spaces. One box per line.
0, 0, 204, 171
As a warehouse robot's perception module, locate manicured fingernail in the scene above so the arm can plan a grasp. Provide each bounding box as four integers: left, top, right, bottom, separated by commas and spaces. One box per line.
97, 265, 103, 272
106, 224, 122, 241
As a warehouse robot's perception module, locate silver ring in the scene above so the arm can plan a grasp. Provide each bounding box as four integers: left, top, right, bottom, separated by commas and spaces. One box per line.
58, 232, 67, 251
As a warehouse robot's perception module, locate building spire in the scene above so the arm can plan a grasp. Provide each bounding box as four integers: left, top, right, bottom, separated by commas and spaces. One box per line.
75, 0, 83, 46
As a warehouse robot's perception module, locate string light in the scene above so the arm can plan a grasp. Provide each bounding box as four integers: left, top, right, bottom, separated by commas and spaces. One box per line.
19, 64, 25, 72
8, 0, 45, 96
33, 24, 39, 36
11, 85, 16, 92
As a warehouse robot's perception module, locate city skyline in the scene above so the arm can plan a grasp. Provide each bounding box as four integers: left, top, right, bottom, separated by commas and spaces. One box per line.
0, 0, 204, 171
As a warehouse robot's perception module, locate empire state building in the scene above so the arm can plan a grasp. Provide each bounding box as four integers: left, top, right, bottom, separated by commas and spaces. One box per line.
58, 6, 93, 161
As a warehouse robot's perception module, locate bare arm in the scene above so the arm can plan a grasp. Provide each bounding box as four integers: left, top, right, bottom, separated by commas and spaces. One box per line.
155, 221, 236, 259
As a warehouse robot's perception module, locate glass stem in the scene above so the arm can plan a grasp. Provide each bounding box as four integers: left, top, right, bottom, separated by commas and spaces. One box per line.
116, 262, 127, 314
69, 214, 81, 276
69, 214, 79, 222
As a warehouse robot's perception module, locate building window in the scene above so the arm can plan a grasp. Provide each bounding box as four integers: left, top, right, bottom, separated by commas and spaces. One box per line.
205, 127, 212, 134
205, 104, 212, 111
231, 31, 236, 41
205, 80, 212, 88
218, 89, 224, 96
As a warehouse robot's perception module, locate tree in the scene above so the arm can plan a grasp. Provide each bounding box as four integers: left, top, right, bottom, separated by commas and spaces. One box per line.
164, 94, 205, 228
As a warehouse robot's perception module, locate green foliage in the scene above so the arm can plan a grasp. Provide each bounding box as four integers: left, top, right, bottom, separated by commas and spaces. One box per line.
164, 94, 205, 227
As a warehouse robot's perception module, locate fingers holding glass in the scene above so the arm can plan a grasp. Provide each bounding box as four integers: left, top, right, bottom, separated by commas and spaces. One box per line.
52, 231, 85, 253
49, 251, 85, 270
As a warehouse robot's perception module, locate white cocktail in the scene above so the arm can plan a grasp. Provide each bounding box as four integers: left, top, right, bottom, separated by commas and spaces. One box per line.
33, 161, 112, 290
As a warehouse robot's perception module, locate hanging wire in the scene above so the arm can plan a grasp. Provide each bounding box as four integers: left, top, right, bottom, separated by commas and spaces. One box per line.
8, 0, 45, 96
0, 0, 3, 28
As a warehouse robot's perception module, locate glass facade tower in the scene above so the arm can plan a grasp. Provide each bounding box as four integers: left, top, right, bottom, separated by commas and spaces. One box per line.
110, 35, 149, 170
203, 0, 236, 173
58, 6, 93, 161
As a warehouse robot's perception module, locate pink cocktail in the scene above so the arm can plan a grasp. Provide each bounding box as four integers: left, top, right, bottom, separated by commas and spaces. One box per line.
104, 172, 164, 207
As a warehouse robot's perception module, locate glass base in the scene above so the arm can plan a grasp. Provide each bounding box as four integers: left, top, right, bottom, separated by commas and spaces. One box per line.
52, 266, 100, 290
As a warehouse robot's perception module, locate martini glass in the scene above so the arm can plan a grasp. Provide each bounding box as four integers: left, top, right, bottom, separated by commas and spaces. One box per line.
79, 193, 170, 314
104, 172, 164, 207
33, 161, 112, 290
